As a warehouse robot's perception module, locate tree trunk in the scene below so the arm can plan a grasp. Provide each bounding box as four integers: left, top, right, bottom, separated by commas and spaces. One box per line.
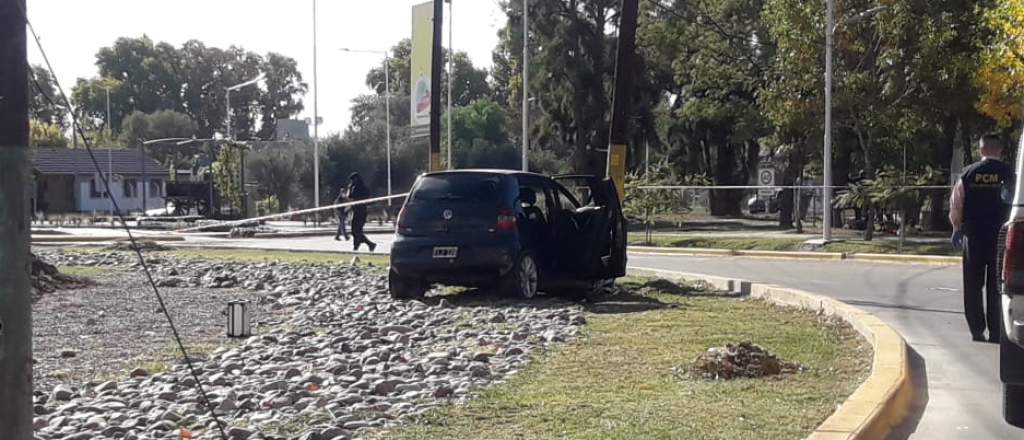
865, 209, 875, 241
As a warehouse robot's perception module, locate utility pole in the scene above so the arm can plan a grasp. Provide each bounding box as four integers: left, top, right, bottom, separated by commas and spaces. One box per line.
0, 1, 33, 439
521, 0, 530, 171
429, 0, 444, 171
446, 0, 454, 170
606, 0, 640, 199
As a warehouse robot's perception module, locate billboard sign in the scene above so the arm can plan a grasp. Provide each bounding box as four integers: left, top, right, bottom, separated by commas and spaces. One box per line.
410, 2, 433, 138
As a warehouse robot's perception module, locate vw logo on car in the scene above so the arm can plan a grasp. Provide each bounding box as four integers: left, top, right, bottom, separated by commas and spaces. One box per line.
442, 209, 453, 220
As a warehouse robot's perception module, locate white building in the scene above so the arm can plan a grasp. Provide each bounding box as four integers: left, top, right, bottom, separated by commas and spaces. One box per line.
32, 148, 169, 214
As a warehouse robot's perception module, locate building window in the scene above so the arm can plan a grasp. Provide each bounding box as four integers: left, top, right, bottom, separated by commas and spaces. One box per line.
89, 179, 108, 199
124, 179, 137, 198
149, 180, 163, 197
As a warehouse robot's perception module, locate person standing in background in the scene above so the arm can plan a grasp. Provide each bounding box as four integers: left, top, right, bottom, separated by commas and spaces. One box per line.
347, 173, 377, 252
333, 191, 350, 242
950, 134, 1015, 343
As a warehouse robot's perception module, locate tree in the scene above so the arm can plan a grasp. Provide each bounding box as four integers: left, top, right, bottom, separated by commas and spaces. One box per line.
447, 99, 520, 169
73, 36, 308, 141
977, 0, 1024, 127
213, 143, 244, 214
121, 110, 200, 172
247, 144, 308, 211
29, 120, 69, 148
28, 64, 68, 128
623, 161, 677, 244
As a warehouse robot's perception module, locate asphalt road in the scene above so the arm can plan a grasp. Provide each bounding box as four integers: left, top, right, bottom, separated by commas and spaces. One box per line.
629, 254, 1021, 440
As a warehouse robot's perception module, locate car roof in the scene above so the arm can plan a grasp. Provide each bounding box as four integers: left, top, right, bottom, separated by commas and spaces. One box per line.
422, 169, 550, 179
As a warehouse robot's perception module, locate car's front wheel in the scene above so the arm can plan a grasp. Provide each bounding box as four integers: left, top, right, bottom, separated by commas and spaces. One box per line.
501, 251, 538, 299
389, 270, 425, 300
1006, 384, 1024, 428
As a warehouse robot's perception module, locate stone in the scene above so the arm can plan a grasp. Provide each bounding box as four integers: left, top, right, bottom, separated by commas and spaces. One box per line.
59, 350, 77, 358
260, 380, 289, 393
228, 426, 254, 439
128, 368, 150, 378
379, 325, 414, 336
51, 385, 73, 401
95, 381, 118, 393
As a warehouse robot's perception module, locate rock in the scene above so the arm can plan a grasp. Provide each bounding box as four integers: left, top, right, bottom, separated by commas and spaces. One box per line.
342, 420, 370, 430
228, 426, 254, 439
433, 386, 454, 398
85, 318, 98, 326
471, 352, 493, 363
379, 325, 414, 336
83, 415, 106, 429
95, 381, 118, 393
128, 368, 150, 378
260, 380, 289, 393
319, 427, 349, 439
372, 379, 405, 395
292, 431, 321, 440
59, 350, 77, 358
51, 385, 73, 401
156, 391, 178, 402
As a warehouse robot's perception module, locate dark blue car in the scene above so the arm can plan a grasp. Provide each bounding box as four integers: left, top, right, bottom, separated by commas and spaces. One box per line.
389, 170, 627, 301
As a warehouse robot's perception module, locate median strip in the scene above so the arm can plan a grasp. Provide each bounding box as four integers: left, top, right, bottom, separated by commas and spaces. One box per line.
627, 266, 913, 440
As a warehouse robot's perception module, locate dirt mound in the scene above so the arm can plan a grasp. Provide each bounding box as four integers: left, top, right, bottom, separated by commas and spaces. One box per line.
688, 341, 803, 380
31, 254, 94, 302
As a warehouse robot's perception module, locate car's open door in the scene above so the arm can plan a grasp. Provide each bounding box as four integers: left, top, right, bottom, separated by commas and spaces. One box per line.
552, 175, 627, 280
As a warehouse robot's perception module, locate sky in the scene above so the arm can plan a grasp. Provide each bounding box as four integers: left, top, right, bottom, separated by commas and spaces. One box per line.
26, 0, 506, 135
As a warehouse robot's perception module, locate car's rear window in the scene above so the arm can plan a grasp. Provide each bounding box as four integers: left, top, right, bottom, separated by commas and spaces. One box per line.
410, 174, 504, 202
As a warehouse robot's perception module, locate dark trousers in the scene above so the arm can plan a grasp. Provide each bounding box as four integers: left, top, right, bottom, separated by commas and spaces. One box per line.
963, 235, 1001, 338
351, 210, 375, 250
335, 212, 347, 239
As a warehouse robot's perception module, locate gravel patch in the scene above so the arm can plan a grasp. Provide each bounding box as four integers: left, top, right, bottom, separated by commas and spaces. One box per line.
31, 250, 586, 440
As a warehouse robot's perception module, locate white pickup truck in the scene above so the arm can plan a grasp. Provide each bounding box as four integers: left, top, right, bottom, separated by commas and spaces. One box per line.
999, 134, 1024, 427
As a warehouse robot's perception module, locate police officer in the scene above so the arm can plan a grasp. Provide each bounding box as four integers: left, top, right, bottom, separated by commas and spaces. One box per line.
347, 173, 377, 252
949, 134, 1015, 343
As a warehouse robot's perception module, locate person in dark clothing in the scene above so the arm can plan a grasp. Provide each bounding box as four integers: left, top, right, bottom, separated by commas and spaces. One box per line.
347, 173, 377, 252
333, 191, 350, 241
950, 134, 1015, 343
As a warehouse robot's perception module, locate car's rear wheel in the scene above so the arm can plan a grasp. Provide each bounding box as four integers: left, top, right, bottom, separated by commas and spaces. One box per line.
389, 270, 425, 300
501, 251, 538, 299
1005, 384, 1024, 427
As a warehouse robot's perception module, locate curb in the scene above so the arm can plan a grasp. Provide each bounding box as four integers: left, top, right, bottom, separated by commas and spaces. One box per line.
31, 235, 186, 243
627, 266, 912, 440
627, 246, 959, 265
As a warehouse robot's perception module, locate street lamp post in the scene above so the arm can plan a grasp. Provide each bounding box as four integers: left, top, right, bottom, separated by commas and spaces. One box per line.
823, 3, 886, 242
341, 48, 393, 206
313, 0, 321, 224
227, 73, 266, 218
522, 0, 530, 171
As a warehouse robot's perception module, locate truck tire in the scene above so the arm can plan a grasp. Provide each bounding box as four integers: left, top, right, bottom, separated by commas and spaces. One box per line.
389, 270, 425, 300
1005, 384, 1024, 428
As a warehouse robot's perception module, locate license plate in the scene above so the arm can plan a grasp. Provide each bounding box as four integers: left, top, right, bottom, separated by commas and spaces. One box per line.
432, 246, 458, 259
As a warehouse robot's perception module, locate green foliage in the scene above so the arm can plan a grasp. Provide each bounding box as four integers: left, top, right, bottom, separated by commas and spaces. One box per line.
29, 120, 69, 148
28, 64, 68, 129
72, 36, 307, 141
213, 143, 244, 214
247, 145, 308, 211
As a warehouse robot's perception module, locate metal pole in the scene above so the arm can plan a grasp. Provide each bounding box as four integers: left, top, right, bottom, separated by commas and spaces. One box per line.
429, 0, 444, 171
0, 0, 32, 437
822, 0, 834, 242
313, 0, 321, 225
521, 0, 529, 171
447, 0, 454, 170
106, 89, 112, 217
141, 143, 147, 212
645, 139, 650, 176
385, 53, 393, 206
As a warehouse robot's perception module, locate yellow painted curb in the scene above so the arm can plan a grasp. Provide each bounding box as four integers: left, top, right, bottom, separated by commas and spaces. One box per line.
627, 266, 912, 440
735, 249, 845, 260
627, 246, 736, 257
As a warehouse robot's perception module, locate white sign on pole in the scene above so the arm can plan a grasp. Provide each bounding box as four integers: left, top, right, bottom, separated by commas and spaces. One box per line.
758, 167, 775, 197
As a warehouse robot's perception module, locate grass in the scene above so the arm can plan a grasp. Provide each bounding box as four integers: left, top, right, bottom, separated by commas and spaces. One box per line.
631, 232, 959, 256
372, 282, 870, 440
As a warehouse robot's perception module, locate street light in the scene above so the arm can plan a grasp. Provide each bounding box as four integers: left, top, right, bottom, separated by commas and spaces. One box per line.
313, 0, 321, 224
823, 3, 887, 242
341, 48, 393, 206
226, 73, 266, 218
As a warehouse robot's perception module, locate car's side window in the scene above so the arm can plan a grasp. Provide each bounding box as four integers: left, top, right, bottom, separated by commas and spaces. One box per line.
518, 178, 552, 222
553, 186, 580, 212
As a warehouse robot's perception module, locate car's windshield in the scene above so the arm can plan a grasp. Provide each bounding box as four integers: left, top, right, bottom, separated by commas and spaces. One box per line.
410, 174, 504, 202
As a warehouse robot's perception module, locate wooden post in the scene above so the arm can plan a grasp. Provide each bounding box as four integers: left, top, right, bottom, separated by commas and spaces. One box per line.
429, 0, 444, 171
0, 0, 34, 438
606, 0, 640, 199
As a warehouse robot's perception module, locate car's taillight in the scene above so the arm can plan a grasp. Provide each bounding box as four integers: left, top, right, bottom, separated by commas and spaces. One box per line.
397, 206, 408, 229
1004, 221, 1024, 294
497, 208, 516, 230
